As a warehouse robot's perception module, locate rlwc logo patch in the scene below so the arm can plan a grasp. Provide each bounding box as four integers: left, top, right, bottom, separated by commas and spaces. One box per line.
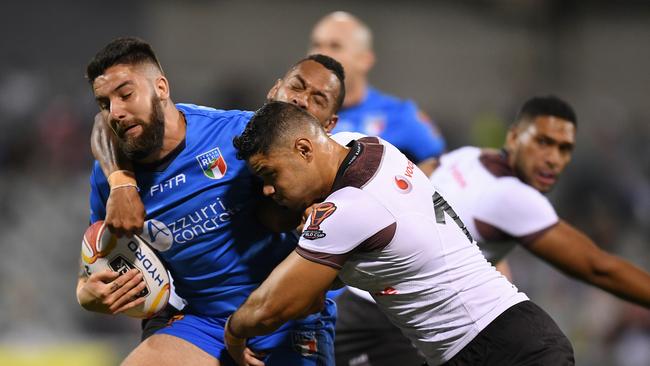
302, 202, 337, 240
196, 147, 227, 179
393, 175, 412, 193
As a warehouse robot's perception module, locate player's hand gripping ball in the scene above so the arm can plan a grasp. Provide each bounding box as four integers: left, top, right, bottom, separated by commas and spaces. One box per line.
81, 220, 170, 318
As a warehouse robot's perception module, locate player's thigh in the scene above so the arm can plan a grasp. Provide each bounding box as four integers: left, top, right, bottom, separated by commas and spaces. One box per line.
122, 334, 220, 366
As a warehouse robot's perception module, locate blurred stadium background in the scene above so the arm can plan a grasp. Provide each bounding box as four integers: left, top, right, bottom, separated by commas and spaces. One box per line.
0, 1, 648, 365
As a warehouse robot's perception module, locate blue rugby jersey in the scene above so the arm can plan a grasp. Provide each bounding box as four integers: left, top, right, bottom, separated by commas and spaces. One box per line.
332, 87, 445, 162
89, 104, 299, 317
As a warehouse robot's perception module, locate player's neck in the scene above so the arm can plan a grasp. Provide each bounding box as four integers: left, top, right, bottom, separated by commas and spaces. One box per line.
137, 103, 186, 164
322, 140, 352, 195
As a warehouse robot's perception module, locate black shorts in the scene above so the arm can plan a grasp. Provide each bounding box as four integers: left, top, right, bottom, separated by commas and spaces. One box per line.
335, 289, 574, 366
334, 289, 426, 366
140, 304, 184, 341
442, 301, 575, 366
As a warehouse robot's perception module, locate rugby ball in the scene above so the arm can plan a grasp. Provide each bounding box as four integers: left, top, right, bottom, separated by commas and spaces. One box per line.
80, 221, 170, 318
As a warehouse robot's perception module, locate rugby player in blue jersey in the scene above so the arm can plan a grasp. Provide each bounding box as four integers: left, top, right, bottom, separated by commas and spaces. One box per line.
76, 37, 346, 366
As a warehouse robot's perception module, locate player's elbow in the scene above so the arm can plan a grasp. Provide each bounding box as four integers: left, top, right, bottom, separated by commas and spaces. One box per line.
254, 300, 299, 331
585, 249, 619, 283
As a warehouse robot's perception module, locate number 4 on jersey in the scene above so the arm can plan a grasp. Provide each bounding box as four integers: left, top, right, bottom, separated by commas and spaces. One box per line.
432, 192, 473, 243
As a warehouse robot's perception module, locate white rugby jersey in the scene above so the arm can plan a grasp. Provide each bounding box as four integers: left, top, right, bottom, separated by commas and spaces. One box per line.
430, 147, 559, 263
296, 136, 528, 365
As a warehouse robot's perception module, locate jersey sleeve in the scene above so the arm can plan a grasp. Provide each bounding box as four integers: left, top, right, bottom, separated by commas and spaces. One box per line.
296, 187, 396, 269
474, 177, 559, 245
392, 101, 445, 162
330, 131, 367, 146
89, 162, 110, 224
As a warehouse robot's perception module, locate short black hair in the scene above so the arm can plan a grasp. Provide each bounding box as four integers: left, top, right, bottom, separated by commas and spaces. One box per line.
299, 54, 346, 112
515, 95, 577, 127
86, 37, 162, 85
233, 101, 321, 161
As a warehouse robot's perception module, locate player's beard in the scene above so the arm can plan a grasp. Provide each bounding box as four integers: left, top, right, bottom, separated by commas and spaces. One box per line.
117, 95, 165, 161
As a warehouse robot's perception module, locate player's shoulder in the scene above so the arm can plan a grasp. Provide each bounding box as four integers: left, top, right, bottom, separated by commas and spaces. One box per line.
367, 87, 413, 111
176, 103, 253, 126
440, 146, 481, 164
330, 131, 368, 146
487, 175, 550, 209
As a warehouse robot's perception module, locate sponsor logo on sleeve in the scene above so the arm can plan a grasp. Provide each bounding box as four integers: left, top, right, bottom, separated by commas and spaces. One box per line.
393, 175, 412, 193
196, 147, 227, 179
302, 202, 337, 240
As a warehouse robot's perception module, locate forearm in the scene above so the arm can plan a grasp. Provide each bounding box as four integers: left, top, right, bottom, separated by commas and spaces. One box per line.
91, 112, 133, 178
417, 157, 439, 177
586, 253, 650, 307
229, 289, 296, 338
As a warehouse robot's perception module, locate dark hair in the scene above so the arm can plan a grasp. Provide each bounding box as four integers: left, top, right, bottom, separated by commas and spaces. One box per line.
233, 101, 321, 161
299, 54, 346, 112
515, 95, 577, 127
86, 37, 162, 85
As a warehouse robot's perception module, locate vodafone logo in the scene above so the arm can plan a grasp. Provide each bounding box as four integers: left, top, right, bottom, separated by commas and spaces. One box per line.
393, 175, 412, 193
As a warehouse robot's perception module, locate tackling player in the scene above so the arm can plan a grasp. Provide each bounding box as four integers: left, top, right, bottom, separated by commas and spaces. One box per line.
76, 38, 346, 366
332, 95, 650, 365
225, 101, 575, 366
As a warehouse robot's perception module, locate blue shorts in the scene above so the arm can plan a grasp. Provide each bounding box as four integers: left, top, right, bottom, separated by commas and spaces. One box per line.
154, 298, 337, 365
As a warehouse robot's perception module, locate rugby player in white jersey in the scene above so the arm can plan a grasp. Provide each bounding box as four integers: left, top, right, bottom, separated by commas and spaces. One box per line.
325, 95, 650, 366
430, 95, 650, 305
224, 101, 575, 366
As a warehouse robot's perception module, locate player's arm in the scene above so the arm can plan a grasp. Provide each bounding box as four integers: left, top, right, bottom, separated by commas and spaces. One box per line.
228, 251, 338, 335
76, 266, 147, 315
494, 259, 513, 281
527, 220, 650, 307
417, 157, 439, 177
78, 167, 147, 315
91, 111, 145, 237
225, 251, 338, 365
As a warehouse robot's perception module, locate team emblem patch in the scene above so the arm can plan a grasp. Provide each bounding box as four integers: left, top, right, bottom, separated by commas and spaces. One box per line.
292, 330, 318, 356
302, 202, 337, 240
363, 114, 386, 135
393, 175, 412, 193
196, 147, 227, 179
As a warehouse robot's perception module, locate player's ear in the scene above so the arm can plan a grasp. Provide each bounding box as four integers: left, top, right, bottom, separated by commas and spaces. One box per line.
504, 123, 521, 151
323, 114, 339, 133
295, 138, 314, 162
266, 79, 282, 101
155, 76, 170, 101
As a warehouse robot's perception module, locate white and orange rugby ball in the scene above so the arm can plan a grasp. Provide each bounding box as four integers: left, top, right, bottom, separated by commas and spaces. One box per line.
81, 220, 170, 318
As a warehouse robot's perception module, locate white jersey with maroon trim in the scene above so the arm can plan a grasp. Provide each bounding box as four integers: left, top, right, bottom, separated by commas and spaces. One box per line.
429, 146, 559, 263
296, 135, 528, 365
